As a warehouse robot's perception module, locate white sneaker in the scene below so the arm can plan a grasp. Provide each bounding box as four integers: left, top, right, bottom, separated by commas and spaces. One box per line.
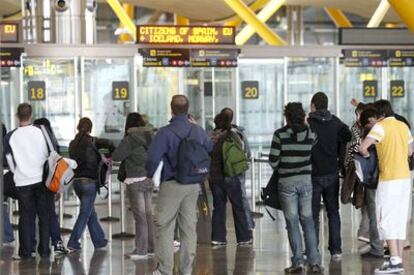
127, 252, 149, 260
331, 253, 343, 261
358, 236, 370, 243
152, 269, 162, 275
173, 240, 181, 247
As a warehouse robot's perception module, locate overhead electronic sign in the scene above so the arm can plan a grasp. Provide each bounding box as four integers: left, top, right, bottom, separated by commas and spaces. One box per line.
137, 25, 235, 45
191, 49, 238, 67
343, 50, 388, 67
0, 47, 23, 67
0, 23, 19, 43
139, 48, 190, 67
389, 50, 414, 67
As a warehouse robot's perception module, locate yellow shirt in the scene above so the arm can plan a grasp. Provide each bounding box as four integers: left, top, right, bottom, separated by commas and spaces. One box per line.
367, 117, 413, 181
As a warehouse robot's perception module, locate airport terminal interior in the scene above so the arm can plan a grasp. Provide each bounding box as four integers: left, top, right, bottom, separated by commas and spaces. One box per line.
2, 0, 414, 274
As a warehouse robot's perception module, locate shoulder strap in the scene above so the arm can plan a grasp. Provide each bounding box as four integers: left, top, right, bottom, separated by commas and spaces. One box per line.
39, 125, 55, 153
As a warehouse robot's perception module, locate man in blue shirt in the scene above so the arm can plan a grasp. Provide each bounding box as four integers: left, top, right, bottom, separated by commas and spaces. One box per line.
146, 95, 213, 275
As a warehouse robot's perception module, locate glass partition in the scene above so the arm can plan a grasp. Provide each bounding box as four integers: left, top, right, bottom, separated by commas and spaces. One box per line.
388, 67, 414, 125
287, 57, 336, 114
339, 67, 382, 126
137, 67, 180, 129
23, 58, 77, 146
239, 59, 284, 151
214, 68, 237, 118
82, 58, 133, 143
1, 67, 20, 131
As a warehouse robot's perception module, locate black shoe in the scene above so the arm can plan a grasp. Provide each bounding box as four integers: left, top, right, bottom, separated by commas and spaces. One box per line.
308, 264, 324, 274
284, 265, 304, 273
360, 251, 383, 259
374, 260, 404, 274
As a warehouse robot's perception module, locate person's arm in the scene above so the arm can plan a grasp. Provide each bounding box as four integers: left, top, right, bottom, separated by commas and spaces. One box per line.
3, 133, 15, 172
111, 137, 131, 162
408, 128, 413, 157
338, 122, 352, 143
359, 137, 377, 157
146, 128, 169, 178
202, 128, 213, 153
269, 132, 281, 170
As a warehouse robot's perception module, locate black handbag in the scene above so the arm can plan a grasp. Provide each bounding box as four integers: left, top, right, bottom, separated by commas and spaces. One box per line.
117, 161, 127, 182
3, 171, 18, 199
261, 170, 282, 220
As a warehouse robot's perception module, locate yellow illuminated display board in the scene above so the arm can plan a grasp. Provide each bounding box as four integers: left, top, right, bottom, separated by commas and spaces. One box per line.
137, 25, 235, 45
0, 23, 19, 43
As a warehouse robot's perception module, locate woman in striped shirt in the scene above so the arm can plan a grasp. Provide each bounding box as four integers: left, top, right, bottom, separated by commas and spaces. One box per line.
269, 102, 323, 274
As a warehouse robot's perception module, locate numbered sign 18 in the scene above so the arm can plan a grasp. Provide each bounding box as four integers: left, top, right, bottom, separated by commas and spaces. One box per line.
390, 80, 405, 98
242, 81, 259, 99
363, 80, 378, 98
112, 81, 129, 100
28, 81, 46, 101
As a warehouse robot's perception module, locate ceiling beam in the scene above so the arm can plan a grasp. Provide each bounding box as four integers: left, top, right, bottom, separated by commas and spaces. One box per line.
324, 7, 352, 28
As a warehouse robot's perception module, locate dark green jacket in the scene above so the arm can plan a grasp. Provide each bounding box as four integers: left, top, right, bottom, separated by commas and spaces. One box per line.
112, 126, 153, 178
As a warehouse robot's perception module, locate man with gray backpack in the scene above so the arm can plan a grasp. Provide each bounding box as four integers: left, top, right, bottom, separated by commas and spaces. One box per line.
146, 95, 213, 275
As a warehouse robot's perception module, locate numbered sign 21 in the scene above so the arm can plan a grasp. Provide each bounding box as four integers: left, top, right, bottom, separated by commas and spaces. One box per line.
363, 80, 378, 98
242, 81, 259, 99
28, 81, 46, 101
391, 80, 405, 98
112, 81, 129, 100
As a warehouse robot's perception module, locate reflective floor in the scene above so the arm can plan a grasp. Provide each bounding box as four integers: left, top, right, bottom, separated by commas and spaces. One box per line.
1, 191, 413, 275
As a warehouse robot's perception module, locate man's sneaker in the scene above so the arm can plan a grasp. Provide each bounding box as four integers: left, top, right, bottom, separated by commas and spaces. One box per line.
67, 247, 81, 254
152, 269, 162, 275
211, 241, 227, 246
358, 236, 370, 243
375, 260, 404, 274
308, 264, 324, 273
127, 252, 148, 260
54, 241, 69, 255
173, 240, 181, 247
284, 264, 304, 273
237, 239, 253, 246
331, 253, 342, 261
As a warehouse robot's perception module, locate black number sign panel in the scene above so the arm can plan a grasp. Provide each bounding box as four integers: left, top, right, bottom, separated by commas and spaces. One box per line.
242, 81, 259, 99
391, 80, 405, 97
28, 81, 46, 101
363, 80, 378, 98
112, 81, 129, 100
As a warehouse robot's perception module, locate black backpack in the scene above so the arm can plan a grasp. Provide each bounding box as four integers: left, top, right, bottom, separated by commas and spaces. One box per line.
170, 126, 210, 184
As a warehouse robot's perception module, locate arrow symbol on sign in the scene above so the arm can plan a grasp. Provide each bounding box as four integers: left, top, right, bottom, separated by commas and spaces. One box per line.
140, 36, 146, 41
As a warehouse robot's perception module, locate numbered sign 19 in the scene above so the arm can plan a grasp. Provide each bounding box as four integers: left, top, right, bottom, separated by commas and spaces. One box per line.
112, 81, 129, 100
390, 80, 405, 98
363, 80, 378, 98
242, 81, 259, 99
28, 81, 46, 101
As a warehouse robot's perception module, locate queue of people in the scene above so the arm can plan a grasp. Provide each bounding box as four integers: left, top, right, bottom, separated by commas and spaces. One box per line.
1, 91, 413, 275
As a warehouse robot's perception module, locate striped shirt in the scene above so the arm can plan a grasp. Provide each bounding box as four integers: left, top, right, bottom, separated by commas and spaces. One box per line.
269, 126, 315, 184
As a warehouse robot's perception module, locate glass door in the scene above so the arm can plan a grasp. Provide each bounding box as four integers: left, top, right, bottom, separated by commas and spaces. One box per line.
339, 67, 382, 126
137, 67, 180, 129
388, 67, 414, 125
287, 57, 336, 114
238, 59, 284, 151
1, 67, 20, 131
22, 57, 77, 146
82, 58, 133, 143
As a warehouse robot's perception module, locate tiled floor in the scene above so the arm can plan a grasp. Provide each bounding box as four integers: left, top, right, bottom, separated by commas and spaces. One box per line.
1, 191, 413, 275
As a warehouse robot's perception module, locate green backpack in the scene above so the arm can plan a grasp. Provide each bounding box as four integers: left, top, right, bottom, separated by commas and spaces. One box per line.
222, 136, 249, 177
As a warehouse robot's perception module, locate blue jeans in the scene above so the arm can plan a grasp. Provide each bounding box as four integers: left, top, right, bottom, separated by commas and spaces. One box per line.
312, 173, 342, 255
210, 177, 252, 243
67, 179, 107, 250
279, 181, 321, 266
3, 201, 14, 243
239, 174, 255, 230
48, 194, 63, 246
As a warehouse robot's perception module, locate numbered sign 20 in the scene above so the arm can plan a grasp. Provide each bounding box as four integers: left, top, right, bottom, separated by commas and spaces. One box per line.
363, 80, 378, 98
242, 81, 259, 99
28, 81, 46, 101
112, 81, 129, 100
391, 80, 405, 98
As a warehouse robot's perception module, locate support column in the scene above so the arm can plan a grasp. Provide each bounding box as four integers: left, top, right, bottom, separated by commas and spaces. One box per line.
174, 15, 190, 25
367, 0, 390, 28
388, 0, 414, 33
324, 7, 352, 28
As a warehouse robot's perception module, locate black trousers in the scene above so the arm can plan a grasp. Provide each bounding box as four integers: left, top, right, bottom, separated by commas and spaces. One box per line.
16, 182, 52, 258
